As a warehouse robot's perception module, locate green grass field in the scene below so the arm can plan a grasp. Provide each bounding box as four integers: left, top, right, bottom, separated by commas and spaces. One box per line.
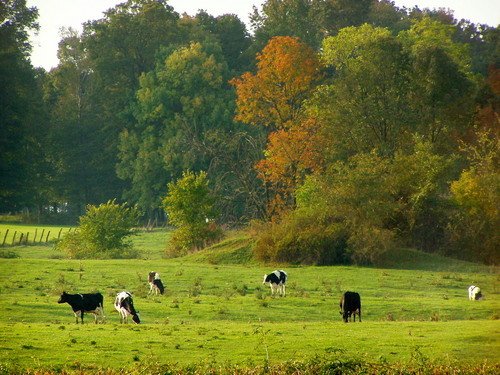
0, 226, 498, 374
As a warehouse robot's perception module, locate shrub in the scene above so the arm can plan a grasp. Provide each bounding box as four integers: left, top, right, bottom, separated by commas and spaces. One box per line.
163, 171, 223, 255
0, 250, 19, 258
253, 214, 349, 265
56, 200, 140, 259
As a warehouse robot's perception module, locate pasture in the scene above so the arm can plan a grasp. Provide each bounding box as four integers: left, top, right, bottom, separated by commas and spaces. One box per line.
0, 227, 498, 373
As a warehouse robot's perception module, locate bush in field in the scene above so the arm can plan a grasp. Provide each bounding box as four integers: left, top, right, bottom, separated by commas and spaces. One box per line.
252, 214, 349, 265
163, 171, 222, 256
56, 200, 140, 259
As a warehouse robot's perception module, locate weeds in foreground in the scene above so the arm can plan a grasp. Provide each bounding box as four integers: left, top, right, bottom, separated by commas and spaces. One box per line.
1, 357, 498, 375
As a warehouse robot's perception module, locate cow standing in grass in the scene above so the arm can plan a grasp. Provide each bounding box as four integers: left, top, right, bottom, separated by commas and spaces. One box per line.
340, 291, 361, 323
114, 291, 140, 324
468, 285, 483, 300
148, 271, 165, 295
263, 270, 287, 296
57, 292, 104, 324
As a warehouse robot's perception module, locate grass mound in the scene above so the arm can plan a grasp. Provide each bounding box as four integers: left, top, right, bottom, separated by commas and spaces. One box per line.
183, 231, 255, 264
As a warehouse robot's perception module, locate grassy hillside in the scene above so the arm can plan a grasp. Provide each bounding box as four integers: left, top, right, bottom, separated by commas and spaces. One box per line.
0, 226, 498, 373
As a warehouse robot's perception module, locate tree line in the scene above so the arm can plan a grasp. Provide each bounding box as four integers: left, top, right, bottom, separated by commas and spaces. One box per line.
1, 0, 498, 263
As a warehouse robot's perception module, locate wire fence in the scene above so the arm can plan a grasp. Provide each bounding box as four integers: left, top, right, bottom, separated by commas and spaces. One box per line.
0, 227, 75, 247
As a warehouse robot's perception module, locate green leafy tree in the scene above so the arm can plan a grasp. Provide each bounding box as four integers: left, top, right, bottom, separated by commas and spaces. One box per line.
195, 11, 253, 74
250, 0, 373, 50
0, 0, 48, 211
449, 128, 499, 264
75, 0, 184, 207
399, 17, 477, 149
119, 40, 265, 223
117, 40, 231, 213
44, 28, 106, 217
390, 139, 456, 251
250, 0, 322, 49
311, 21, 477, 160
163, 171, 222, 254
57, 200, 140, 258
312, 24, 412, 159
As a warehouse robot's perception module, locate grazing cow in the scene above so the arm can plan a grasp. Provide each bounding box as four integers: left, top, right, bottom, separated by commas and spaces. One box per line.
263, 270, 287, 296
114, 291, 140, 324
148, 271, 165, 295
58, 291, 104, 324
468, 285, 483, 301
339, 291, 361, 323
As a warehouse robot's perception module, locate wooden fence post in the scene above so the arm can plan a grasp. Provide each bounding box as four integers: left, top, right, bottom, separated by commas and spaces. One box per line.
19, 233, 24, 245
39, 229, 45, 243
34, 228, 38, 243
12, 231, 17, 245
25, 232, 29, 245
45, 231, 50, 243
58, 228, 63, 240
2, 229, 8, 246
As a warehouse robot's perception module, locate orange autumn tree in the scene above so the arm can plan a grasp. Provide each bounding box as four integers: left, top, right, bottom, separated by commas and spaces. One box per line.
256, 118, 326, 216
231, 36, 320, 131
230, 36, 323, 218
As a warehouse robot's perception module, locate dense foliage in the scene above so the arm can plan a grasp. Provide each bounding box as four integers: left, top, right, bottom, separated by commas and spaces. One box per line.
56, 200, 140, 258
1, 0, 498, 264
163, 171, 222, 254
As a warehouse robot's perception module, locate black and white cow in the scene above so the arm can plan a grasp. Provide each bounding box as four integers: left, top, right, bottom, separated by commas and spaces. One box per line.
148, 271, 165, 295
468, 285, 483, 301
114, 291, 140, 324
339, 291, 361, 323
57, 291, 104, 324
263, 270, 287, 296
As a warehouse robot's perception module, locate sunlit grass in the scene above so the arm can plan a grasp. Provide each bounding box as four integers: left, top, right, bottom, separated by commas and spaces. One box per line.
0, 228, 498, 372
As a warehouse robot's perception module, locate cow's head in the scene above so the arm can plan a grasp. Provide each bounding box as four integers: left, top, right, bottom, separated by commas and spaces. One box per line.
342, 311, 349, 323
132, 313, 141, 324
58, 292, 68, 304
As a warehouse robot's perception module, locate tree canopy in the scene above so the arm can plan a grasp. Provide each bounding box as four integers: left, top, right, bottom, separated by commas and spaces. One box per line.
2, 0, 498, 263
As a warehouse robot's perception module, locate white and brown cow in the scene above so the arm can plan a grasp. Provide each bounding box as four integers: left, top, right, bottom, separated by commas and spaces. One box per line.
58, 291, 105, 324
114, 291, 140, 324
263, 270, 287, 296
148, 271, 165, 295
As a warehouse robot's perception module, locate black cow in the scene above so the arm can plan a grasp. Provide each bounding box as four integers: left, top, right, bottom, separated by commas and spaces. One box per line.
148, 271, 165, 295
263, 270, 288, 296
339, 291, 361, 323
58, 291, 104, 324
114, 291, 140, 324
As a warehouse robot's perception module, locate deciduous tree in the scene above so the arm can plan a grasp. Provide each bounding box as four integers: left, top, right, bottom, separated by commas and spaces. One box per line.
0, 0, 46, 211
231, 36, 320, 131
231, 36, 322, 217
